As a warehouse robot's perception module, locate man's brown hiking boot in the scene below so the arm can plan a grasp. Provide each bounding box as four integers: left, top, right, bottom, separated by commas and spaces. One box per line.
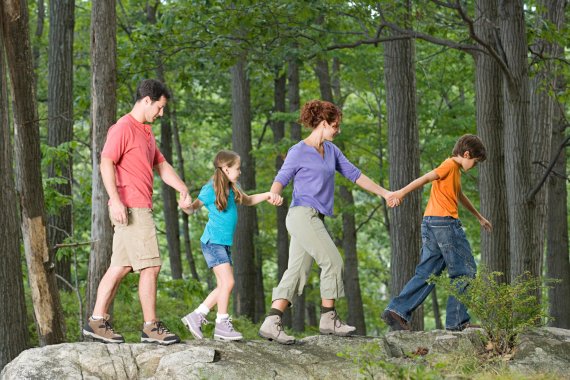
381, 310, 411, 331
82, 314, 125, 343
141, 320, 180, 345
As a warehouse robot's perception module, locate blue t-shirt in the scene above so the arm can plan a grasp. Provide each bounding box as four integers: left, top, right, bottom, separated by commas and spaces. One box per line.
198, 181, 238, 246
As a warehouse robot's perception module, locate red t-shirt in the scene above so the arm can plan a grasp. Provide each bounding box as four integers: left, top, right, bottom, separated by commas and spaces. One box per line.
101, 114, 165, 208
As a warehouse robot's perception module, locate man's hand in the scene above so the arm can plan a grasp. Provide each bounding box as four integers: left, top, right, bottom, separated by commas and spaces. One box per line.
110, 199, 128, 225
178, 191, 192, 209
386, 190, 403, 208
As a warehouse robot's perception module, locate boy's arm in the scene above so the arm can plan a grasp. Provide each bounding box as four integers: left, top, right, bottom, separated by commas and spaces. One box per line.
458, 190, 492, 232
181, 199, 203, 215
388, 170, 440, 206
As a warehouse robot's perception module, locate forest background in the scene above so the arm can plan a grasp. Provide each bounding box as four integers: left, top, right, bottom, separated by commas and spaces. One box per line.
1, 0, 569, 370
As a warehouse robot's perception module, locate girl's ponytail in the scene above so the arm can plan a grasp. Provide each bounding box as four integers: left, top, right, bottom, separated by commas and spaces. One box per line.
212, 150, 244, 211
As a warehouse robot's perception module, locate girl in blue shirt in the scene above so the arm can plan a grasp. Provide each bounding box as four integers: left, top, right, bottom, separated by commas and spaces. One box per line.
181, 150, 282, 341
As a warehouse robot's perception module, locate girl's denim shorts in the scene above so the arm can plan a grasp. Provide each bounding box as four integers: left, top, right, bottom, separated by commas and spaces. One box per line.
200, 241, 233, 269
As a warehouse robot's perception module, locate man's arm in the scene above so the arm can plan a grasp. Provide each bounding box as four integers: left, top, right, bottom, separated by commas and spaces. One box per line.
458, 190, 492, 232
154, 161, 191, 207
101, 157, 128, 224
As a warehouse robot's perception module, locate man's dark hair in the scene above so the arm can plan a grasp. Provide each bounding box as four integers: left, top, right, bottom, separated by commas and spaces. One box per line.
135, 79, 171, 102
452, 134, 487, 162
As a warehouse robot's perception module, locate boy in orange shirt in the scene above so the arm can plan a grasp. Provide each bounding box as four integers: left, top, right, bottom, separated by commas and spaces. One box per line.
382, 134, 492, 331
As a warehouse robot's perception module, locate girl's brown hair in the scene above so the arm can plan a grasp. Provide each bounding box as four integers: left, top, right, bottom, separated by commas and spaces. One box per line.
299, 99, 342, 129
212, 150, 244, 211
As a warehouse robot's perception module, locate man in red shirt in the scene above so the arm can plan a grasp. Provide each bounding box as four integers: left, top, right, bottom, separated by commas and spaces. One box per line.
83, 79, 190, 345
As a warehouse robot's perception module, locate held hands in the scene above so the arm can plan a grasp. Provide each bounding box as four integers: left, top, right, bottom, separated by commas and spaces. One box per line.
178, 191, 192, 209
385, 190, 404, 208
478, 216, 493, 232
267, 192, 283, 206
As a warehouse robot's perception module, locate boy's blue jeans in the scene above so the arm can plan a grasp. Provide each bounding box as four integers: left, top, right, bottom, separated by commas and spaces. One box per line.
386, 216, 477, 330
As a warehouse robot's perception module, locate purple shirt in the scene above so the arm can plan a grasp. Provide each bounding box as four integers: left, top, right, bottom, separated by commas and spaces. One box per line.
274, 141, 362, 216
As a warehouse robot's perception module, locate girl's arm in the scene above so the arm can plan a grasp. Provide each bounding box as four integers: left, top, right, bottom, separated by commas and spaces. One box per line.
241, 192, 272, 206
458, 190, 492, 232
181, 199, 204, 215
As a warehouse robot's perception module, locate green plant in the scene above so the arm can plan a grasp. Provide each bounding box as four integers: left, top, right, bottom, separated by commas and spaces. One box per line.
429, 267, 555, 355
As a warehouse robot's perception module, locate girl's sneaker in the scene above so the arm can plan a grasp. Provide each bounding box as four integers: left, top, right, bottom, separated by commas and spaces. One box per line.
214, 317, 242, 341
181, 311, 208, 340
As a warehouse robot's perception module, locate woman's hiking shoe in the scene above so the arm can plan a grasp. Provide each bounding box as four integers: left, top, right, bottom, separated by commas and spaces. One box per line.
141, 320, 180, 345
381, 310, 411, 331
319, 310, 356, 336
214, 317, 243, 341
82, 314, 125, 343
181, 311, 208, 340
258, 315, 295, 345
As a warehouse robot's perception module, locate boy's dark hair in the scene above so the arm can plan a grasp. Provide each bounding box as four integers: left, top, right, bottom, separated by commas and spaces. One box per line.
452, 134, 487, 162
135, 79, 171, 102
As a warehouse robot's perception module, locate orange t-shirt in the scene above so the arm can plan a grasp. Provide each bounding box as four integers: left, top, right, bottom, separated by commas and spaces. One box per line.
101, 114, 165, 208
424, 158, 461, 218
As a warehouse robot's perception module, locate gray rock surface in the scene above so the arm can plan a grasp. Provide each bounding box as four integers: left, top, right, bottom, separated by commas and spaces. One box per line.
2, 328, 569, 379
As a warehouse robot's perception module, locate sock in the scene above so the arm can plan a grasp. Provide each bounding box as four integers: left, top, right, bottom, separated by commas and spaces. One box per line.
216, 313, 229, 323
91, 315, 104, 320
268, 308, 283, 318
144, 321, 155, 325
195, 303, 210, 316
320, 306, 335, 314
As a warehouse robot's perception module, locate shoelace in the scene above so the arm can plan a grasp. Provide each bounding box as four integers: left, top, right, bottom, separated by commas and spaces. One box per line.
154, 321, 171, 335
197, 313, 209, 326
274, 318, 285, 332
221, 316, 235, 331
103, 319, 116, 333
330, 312, 347, 328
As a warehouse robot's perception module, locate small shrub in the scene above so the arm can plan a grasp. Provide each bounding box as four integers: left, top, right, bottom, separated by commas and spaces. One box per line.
429, 267, 554, 355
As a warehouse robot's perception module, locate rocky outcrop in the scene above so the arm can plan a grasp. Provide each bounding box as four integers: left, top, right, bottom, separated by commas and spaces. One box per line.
2, 328, 568, 379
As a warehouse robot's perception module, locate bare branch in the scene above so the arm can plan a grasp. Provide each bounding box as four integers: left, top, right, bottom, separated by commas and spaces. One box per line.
527, 135, 570, 201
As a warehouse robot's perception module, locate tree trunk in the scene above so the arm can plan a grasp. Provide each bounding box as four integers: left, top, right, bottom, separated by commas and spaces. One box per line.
545, 0, 569, 329
48, 0, 75, 290
498, 0, 536, 283
288, 56, 305, 331
1, 0, 66, 345
383, 3, 423, 330
431, 288, 443, 330
32, 0, 44, 82
272, 67, 291, 326
87, 0, 116, 318
230, 54, 256, 320
171, 98, 199, 281
0, 19, 28, 367
146, 4, 183, 279
474, 0, 509, 278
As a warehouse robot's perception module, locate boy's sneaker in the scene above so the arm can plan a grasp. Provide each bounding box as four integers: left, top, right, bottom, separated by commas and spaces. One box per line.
181, 311, 208, 340
446, 322, 481, 331
381, 310, 411, 331
82, 314, 125, 343
319, 310, 356, 336
141, 320, 180, 345
258, 315, 295, 345
214, 317, 243, 341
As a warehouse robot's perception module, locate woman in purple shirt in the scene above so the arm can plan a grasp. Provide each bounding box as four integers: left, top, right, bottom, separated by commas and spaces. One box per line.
258, 99, 396, 344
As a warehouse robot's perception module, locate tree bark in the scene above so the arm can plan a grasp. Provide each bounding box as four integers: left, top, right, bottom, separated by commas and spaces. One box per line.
87, 0, 116, 318
498, 0, 536, 283
48, 0, 75, 290
1, 0, 66, 345
32, 0, 44, 81
146, 3, 183, 279
231, 54, 257, 320
383, 2, 423, 330
474, 0, 509, 278
0, 17, 28, 367
287, 56, 305, 331
171, 98, 199, 281
545, 0, 569, 329
272, 67, 291, 326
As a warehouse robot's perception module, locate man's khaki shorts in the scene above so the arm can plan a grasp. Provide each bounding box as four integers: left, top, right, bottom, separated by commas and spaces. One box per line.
110, 208, 162, 272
